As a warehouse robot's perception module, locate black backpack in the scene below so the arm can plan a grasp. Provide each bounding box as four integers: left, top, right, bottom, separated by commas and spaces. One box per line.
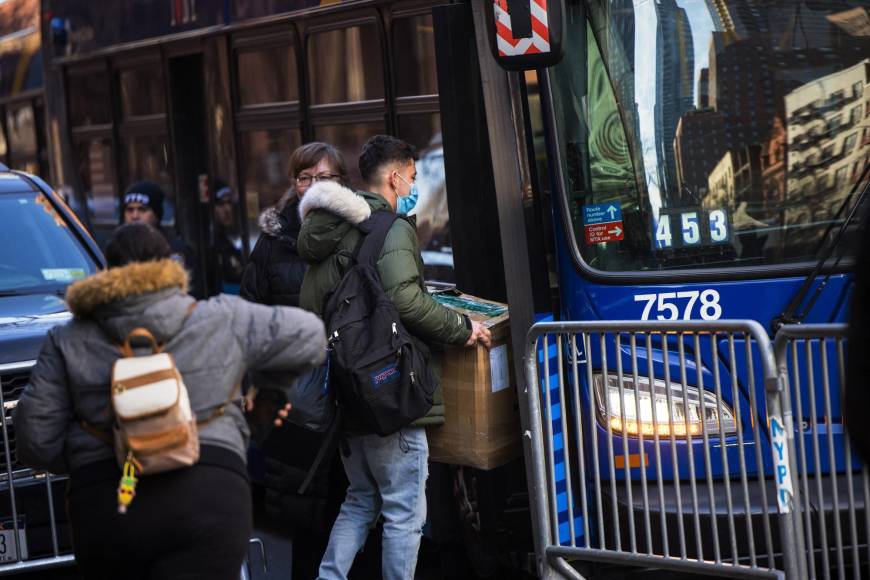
322, 210, 437, 436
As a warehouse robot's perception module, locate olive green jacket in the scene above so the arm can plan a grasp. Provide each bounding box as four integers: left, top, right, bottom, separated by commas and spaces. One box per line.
297, 181, 471, 427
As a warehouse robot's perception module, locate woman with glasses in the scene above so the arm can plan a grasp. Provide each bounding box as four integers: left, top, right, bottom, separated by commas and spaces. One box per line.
241, 142, 348, 307
240, 141, 349, 580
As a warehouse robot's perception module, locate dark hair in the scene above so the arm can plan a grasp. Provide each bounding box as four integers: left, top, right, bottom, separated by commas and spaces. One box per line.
105, 223, 172, 268
358, 135, 418, 185
289, 142, 349, 185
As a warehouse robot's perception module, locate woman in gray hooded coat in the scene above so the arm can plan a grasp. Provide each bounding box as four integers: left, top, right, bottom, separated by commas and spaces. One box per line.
14, 223, 327, 580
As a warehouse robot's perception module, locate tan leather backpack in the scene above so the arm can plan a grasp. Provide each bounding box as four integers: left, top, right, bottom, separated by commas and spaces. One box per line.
100, 317, 239, 514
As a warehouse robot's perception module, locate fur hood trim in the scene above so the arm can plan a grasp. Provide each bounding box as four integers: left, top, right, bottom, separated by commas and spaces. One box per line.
258, 191, 300, 237
258, 206, 284, 237
66, 259, 188, 318
298, 181, 371, 225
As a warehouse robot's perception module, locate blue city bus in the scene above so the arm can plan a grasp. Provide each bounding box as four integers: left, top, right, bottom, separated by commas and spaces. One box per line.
490, 0, 870, 577
5, 0, 867, 577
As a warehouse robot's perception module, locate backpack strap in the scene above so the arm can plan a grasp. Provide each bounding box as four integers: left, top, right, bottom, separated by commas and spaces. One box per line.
196, 380, 243, 426
80, 420, 114, 446
83, 380, 243, 440
116, 302, 198, 357
297, 407, 342, 494
118, 328, 162, 357
354, 210, 398, 266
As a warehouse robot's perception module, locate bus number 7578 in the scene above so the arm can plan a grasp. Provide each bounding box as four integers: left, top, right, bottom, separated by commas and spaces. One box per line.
634, 290, 723, 321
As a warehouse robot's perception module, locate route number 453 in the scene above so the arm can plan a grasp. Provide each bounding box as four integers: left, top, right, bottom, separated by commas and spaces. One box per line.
634, 289, 723, 321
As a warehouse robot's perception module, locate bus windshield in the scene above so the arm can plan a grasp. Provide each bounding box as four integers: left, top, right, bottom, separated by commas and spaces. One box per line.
548, 0, 870, 273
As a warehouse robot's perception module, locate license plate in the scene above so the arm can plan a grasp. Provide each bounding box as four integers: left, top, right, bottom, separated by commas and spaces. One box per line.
0, 521, 27, 563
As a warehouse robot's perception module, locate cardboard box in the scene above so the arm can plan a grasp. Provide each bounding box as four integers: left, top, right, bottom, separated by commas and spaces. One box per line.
426, 290, 523, 470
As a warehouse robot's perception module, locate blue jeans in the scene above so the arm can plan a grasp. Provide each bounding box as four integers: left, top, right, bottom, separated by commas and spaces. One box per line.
317, 427, 428, 580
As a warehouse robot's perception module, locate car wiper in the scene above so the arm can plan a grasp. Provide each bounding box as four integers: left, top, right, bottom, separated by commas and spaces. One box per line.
0, 287, 66, 298
773, 163, 870, 332
0, 290, 26, 297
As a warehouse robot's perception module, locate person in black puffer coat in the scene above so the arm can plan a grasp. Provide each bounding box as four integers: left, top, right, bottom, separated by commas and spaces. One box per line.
241, 142, 349, 307
240, 142, 350, 580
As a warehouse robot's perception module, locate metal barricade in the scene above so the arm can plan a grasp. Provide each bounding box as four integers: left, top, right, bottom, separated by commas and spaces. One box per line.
775, 324, 868, 580
0, 361, 74, 575
524, 320, 803, 580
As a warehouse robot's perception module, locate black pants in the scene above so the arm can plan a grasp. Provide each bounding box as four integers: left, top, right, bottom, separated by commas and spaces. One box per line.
67, 449, 252, 580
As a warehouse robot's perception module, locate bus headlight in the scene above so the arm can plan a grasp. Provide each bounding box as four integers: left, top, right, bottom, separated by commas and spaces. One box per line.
592, 373, 737, 438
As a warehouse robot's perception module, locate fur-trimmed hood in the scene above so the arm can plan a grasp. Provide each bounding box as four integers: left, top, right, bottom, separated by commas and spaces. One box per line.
65, 259, 193, 343
296, 184, 392, 264
258, 195, 301, 241
258, 206, 285, 238
298, 181, 372, 225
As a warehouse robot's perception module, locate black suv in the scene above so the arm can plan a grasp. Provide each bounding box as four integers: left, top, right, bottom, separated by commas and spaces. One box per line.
0, 165, 103, 570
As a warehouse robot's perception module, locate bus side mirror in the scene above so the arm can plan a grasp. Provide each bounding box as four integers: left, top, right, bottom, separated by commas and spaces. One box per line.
484, 0, 565, 71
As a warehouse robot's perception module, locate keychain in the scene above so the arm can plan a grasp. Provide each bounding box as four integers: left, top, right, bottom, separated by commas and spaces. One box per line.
117, 452, 139, 514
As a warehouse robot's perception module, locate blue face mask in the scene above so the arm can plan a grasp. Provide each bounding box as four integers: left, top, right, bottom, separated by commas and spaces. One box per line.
397, 183, 419, 215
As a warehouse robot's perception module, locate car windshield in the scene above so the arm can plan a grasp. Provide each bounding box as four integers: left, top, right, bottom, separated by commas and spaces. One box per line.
549, 0, 870, 272
0, 190, 98, 295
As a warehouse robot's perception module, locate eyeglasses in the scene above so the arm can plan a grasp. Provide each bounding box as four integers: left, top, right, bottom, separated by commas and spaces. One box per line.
295, 173, 342, 187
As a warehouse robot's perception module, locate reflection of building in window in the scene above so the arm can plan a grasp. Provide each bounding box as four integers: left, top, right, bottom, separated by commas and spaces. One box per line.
654, 0, 694, 196
703, 0, 775, 41
827, 7, 870, 38
705, 153, 734, 210
844, 132, 859, 154
704, 145, 762, 227
708, 33, 777, 151
784, 58, 870, 227
760, 115, 787, 208
410, 135, 447, 249
596, 0, 637, 155
698, 68, 710, 108
410, 133, 454, 284
674, 108, 725, 200
587, 24, 636, 202
835, 166, 848, 187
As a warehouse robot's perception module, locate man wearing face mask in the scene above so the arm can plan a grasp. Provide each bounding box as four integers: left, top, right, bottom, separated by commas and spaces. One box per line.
296, 135, 491, 580
395, 169, 419, 216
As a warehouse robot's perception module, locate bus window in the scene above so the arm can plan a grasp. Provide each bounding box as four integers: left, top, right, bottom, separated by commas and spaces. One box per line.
548, 1, 870, 274
314, 121, 386, 187
308, 25, 384, 104
237, 44, 298, 106
68, 70, 111, 127
392, 14, 438, 98
76, 137, 118, 225
396, 113, 453, 283
119, 65, 166, 118
392, 13, 451, 282
240, 128, 300, 247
